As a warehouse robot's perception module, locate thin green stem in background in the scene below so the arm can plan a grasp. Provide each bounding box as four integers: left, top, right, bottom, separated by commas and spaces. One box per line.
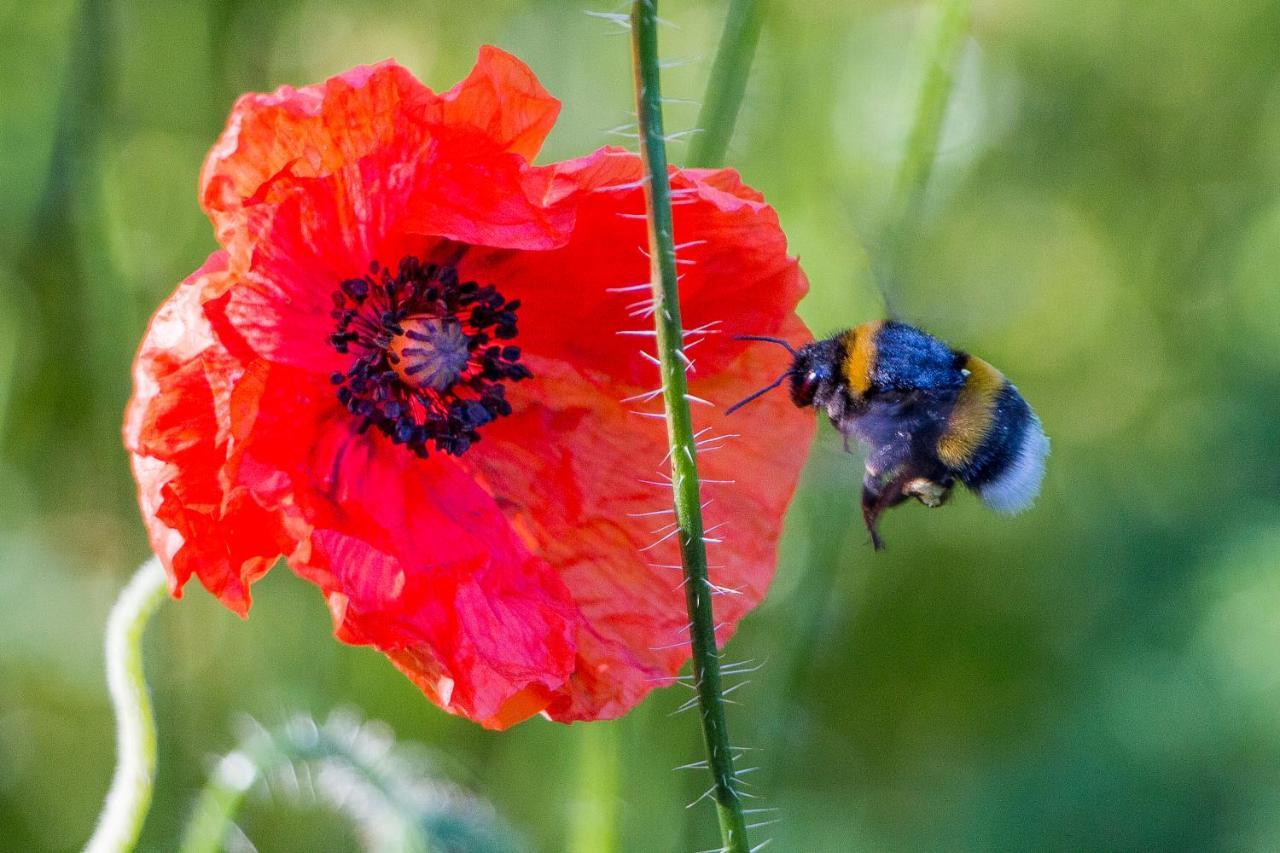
894, 0, 973, 214
885, 0, 972, 297
86, 558, 167, 853
689, 0, 766, 168
0, 307, 16, 446
630, 3, 751, 851
568, 722, 620, 853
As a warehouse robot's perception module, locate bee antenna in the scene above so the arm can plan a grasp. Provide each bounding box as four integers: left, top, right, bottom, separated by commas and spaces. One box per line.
724, 372, 789, 416
733, 335, 799, 357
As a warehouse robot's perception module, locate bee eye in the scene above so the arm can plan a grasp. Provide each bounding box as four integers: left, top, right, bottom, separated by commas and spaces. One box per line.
793, 370, 821, 406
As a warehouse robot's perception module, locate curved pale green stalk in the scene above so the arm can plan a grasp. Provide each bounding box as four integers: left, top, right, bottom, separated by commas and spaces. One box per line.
689, 0, 766, 168
630, 3, 751, 851
86, 558, 168, 853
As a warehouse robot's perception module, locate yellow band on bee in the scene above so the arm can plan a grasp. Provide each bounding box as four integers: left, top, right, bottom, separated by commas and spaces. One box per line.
937, 355, 1005, 467
841, 321, 883, 395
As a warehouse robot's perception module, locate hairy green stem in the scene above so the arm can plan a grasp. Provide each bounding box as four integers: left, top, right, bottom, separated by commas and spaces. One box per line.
86, 558, 167, 853
630, 3, 751, 851
689, 0, 766, 168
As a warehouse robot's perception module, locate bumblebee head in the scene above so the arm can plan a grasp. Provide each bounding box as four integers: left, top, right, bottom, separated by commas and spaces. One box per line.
788, 338, 841, 409
725, 334, 838, 415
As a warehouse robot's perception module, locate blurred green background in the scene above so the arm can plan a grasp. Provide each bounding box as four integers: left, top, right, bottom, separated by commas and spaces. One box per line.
4, 0, 1280, 850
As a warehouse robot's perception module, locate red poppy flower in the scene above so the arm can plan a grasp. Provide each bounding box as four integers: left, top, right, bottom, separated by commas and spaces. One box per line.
124, 48, 813, 729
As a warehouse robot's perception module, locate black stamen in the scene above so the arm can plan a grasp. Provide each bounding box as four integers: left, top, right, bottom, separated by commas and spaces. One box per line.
328, 257, 529, 457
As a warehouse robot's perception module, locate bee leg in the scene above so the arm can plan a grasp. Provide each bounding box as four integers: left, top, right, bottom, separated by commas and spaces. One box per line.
861, 470, 913, 551
861, 501, 886, 550
843, 433, 853, 454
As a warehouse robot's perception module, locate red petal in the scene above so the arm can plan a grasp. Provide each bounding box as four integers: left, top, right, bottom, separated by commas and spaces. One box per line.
202, 50, 560, 237
439, 45, 561, 162
123, 252, 289, 615
200, 62, 433, 233
221, 362, 580, 727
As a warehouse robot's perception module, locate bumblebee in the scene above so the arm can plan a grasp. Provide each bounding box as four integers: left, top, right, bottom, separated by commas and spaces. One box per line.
730, 321, 1048, 549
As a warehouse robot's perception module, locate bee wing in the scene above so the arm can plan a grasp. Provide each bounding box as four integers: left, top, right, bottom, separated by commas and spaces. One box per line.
845, 390, 942, 475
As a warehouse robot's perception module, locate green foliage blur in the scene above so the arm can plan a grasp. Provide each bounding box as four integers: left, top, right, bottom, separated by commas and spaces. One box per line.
3, 0, 1280, 850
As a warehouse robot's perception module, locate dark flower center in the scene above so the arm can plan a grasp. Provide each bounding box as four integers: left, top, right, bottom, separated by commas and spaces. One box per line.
328, 256, 529, 457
